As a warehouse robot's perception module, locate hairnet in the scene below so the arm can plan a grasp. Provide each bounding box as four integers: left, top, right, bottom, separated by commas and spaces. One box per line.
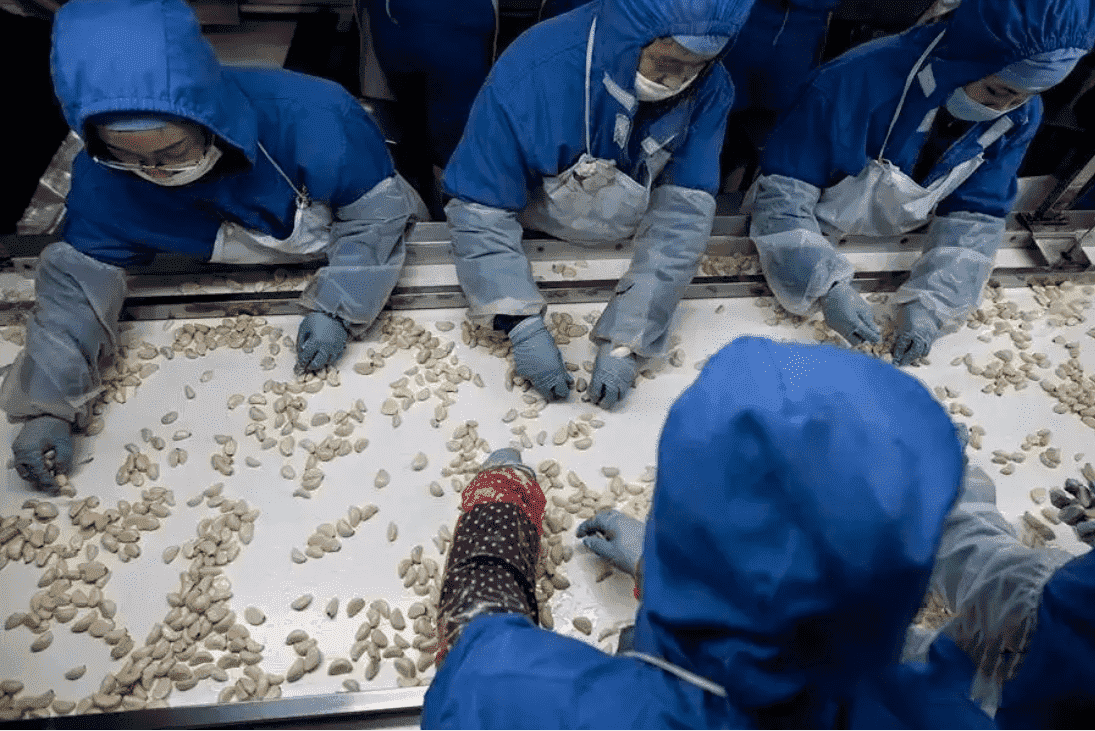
672, 34, 729, 58
94, 112, 171, 132
995, 48, 1088, 92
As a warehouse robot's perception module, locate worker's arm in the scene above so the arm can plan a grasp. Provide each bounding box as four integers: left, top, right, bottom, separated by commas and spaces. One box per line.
893, 100, 1042, 334
436, 453, 546, 663
591, 185, 715, 356
749, 174, 856, 316
444, 199, 544, 324
0, 242, 127, 489
750, 75, 858, 316
929, 463, 1074, 710
892, 211, 1002, 333
299, 173, 420, 337
592, 67, 728, 357
0, 241, 126, 424
442, 79, 544, 325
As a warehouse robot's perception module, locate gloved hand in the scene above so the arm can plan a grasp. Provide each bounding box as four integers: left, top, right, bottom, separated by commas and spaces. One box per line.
893, 301, 940, 366
12, 415, 73, 492
589, 343, 639, 410
508, 316, 572, 401
821, 281, 881, 346
296, 311, 349, 374
576, 509, 645, 575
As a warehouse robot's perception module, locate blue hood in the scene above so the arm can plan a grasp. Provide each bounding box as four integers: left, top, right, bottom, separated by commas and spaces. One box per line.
633, 337, 965, 712
588, 0, 754, 151
51, 0, 258, 163
930, 0, 1095, 90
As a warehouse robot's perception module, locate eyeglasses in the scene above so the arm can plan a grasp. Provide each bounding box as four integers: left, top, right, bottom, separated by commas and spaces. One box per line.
92, 154, 208, 174
92, 138, 212, 174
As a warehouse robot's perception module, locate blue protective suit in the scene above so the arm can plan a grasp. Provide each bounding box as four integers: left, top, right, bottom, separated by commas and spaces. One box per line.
362, 0, 591, 167
0, 0, 422, 424
751, 0, 1095, 329
722, 0, 840, 114
443, 0, 749, 357
423, 336, 993, 728
906, 463, 1095, 726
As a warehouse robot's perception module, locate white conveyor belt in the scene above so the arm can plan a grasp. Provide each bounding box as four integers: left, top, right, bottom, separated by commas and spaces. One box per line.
0, 280, 1092, 722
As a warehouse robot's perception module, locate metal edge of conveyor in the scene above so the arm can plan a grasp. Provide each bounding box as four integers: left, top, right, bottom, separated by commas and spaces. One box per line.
2, 213, 1095, 326
0, 686, 426, 729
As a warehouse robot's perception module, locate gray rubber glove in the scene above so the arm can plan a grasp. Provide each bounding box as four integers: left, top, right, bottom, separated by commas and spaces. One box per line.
296, 311, 349, 374
508, 316, 572, 401
893, 301, 940, 366
588, 343, 639, 410
821, 281, 881, 346
12, 415, 72, 492
576, 509, 645, 575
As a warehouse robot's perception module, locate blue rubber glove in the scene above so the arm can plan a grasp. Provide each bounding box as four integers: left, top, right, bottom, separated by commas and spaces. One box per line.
12, 416, 72, 492
893, 301, 940, 366
296, 311, 349, 374
576, 509, 645, 575
821, 281, 881, 346
508, 316, 572, 401
588, 343, 639, 410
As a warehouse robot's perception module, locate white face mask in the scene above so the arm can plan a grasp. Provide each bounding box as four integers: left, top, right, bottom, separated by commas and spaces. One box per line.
634, 71, 697, 102
944, 86, 1011, 122
134, 144, 222, 186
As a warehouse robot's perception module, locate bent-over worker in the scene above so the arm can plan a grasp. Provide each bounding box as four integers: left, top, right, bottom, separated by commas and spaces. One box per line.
420, 337, 992, 728
2, 0, 424, 491
750, 0, 1095, 364
443, 0, 753, 409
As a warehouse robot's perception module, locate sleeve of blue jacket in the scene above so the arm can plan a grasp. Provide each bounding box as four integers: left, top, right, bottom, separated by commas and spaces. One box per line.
995, 549, 1095, 727
750, 86, 856, 315
293, 94, 422, 336
893, 104, 1041, 332
928, 463, 1075, 713
592, 80, 726, 356
300, 173, 422, 337
443, 82, 545, 325
0, 242, 127, 424
421, 614, 741, 729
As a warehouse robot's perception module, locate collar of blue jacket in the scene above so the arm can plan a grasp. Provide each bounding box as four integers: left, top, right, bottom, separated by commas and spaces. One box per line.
52, 0, 260, 166
633, 336, 965, 711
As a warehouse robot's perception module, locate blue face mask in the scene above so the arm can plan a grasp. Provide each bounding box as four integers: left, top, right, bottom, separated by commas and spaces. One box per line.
944, 86, 1009, 122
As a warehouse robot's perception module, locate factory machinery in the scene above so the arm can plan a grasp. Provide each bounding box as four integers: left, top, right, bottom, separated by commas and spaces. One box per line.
0, 199, 1094, 727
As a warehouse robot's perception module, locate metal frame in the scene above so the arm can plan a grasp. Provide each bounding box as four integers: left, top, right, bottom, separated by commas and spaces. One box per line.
2, 214, 1094, 326
0, 687, 424, 729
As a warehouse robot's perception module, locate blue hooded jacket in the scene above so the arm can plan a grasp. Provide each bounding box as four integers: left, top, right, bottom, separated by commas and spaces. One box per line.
762, 0, 1095, 219
722, 0, 840, 113
53, 0, 395, 267
443, 0, 752, 208
993, 550, 1095, 727
423, 337, 993, 728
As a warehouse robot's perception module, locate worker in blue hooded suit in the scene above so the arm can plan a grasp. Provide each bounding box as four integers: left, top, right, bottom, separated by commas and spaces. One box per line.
1, 0, 425, 492
358, 0, 591, 218
751, 0, 1095, 365
903, 456, 1095, 726
421, 336, 993, 728
443, 0, 749, 410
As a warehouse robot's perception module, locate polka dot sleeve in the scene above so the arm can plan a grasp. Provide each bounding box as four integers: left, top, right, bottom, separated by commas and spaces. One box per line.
436, 467, 546, 663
